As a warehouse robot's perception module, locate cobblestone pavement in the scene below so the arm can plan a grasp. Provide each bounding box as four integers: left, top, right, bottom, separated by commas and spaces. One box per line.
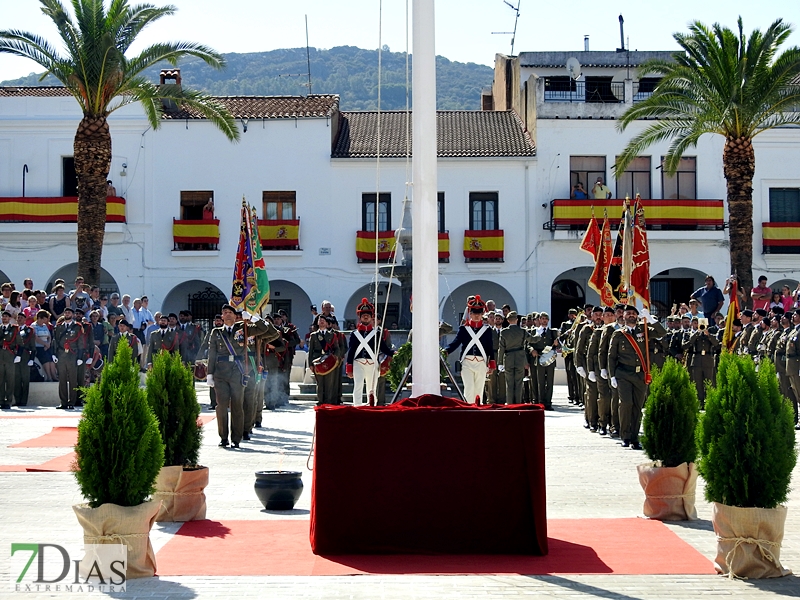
1, 385, 798, 599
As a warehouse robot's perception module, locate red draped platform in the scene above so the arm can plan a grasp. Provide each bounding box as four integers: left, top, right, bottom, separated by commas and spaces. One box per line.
310, 396, 547, 555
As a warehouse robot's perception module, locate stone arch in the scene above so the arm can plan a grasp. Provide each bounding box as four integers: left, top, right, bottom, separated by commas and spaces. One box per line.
550, 267, 596, 326
441, 280, 516, 329
267, 280, 314, 339
344, 282, 404, 330
162, 280, 226, 333
46, 263, 119, 297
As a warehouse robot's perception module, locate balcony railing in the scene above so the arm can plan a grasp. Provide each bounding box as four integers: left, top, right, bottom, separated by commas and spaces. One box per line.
543, 79, 625, 103
0, 196, 125, 223
544, 199, 726, 231
438, 232, 450, 263
763, 222, 800, 254
464, 230, 504, 262
173, 219, 220, 251
356, 230, 396, 263
257, 219, 300, 250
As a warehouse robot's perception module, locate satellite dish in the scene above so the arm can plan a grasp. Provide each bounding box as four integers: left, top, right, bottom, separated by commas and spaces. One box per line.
566, 57, 582, 80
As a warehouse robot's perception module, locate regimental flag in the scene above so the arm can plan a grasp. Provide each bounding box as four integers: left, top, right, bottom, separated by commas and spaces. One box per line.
629, 197, 651, 309
606, 208, 628, 304
580, 214, 601, 260
231, 201, 270, 314
588, 213, 615, 307
722, 277, 739, 352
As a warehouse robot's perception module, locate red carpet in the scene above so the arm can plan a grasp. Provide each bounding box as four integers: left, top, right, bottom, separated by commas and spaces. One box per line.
0, 451, 76, 472
10, 426, 77, 447
156, 519, 714, 576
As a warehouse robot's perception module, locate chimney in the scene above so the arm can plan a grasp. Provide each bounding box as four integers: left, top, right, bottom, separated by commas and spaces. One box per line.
159, 68, 182, 87
617, 15, 625, 52
584, 35, 589, 52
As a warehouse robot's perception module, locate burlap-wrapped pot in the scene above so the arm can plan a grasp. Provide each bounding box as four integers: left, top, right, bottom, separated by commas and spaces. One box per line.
73, 500, 159, 579
153, 465, 208, 522
712, 503, 792, 579
637, 462, 698, 520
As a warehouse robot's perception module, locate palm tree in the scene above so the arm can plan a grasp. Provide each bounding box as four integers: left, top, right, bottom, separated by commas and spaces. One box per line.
0, 0, 240, 284
615, 18, 800, 301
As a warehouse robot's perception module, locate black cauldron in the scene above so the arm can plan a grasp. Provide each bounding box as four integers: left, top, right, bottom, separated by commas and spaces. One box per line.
254, 471, 303, 510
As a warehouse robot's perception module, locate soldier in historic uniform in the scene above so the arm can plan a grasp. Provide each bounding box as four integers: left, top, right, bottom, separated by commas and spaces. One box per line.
683, 319, 720, 409
608, 305, 667, 449
206, 305, 280, 448
784, 311, 800, 430
497, 311, 528, 404
178, 310, 203, 364
445, 295, 496, 404
308, 314, 341, 405
13, 313, 36, 406
147, 313, 181, 367
575, 306, 603, 424
485, 311, 507, 404
0, 310, 21, 409
108, 319, 140, 364
53, 307, 85, 410
346, 299, 394, 406
595, 307, 617, 435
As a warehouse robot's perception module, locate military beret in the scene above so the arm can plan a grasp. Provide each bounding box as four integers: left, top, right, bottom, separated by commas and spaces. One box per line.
1, 309, 11, 317
785, 310, 795, 318
733, 319, 743, 327
179, 309, 192, 316
624, 305, 639, 314
158, 314, 169, 320
526, 313, 536, 321
763, 316, 772, 325
74, 308, 84, 315
221, 304, 239, 314
213, 314, 222, 320
324, 315, 338, 325
755, 308, 768, 317
741, 309, 754, 318
771, 306, 785, 315
506, 311, 518, 320
568, 308, 578, 315
583, 304, 594, 310
614, 303, 627, 311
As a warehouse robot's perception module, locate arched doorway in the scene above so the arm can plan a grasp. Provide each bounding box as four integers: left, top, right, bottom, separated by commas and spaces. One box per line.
46, 263, 119, 297
771, 278, 798, 304
650, 268, 708, 318
441, 280, 516, 329
551, 279, 586, 327
0, 270, 11, 287
162, 280, 227, 333
267, 280, 314, 340
345, 282, 403, 331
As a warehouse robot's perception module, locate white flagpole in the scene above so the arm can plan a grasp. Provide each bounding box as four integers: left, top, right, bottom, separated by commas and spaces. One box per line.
411, 0, 440, 396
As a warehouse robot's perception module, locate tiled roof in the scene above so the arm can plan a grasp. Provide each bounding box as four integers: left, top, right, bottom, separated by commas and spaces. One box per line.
162, 95, 339, 119
0, 87, 71, 97
332, 111, 536, 158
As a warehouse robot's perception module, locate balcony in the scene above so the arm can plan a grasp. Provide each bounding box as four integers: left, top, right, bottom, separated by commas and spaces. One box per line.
543, 79, 625, 104
356, 230, 396, 263
544, 199, 726, 232
0, 196, 125, 223
463, 230, 504, 262
762, 222, 800, 254
173, 219, 220, 251
257, 219, 300, 250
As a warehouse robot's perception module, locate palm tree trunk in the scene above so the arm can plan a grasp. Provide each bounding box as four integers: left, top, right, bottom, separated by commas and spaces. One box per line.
74, 116, 112, 286
723, 136, 755, 307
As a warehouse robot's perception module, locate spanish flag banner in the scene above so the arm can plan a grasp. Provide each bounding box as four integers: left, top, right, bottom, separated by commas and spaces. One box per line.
356, 230, 397, 261
257, 219, 300, 248
762, 222, 800, 248
438, 232, 450, 260
551, 199, 724, 229
173, 219, 220, 244
463, 230, 504, 260
0, 196, 126, 223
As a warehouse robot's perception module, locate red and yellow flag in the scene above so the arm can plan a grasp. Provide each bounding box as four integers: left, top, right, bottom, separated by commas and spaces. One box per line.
463, 230, 504, 259
580, 214, 601, 260
722, 278, 739, 352
629, 197, 651, 309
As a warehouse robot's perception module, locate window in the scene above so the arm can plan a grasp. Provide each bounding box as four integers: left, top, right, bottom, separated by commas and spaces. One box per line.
769, 188, 800, 222
469, 192, 498, 230
634, 77, 661, 103
615, 156, 651, 199
570, 156, 606, 195
263, 191, 296, 220
661, 157, 696, 199
180, 191, 214, 220
437, 192, 446, 233
62, 157, 77, 196
362, 193, 391, 231
585, 77, 623, 103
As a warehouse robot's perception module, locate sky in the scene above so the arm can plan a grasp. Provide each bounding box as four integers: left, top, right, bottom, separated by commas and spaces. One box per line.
0, 0, 798, 81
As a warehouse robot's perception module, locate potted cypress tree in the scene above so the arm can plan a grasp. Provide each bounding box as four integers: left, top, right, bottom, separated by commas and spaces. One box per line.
697, 353, 796, 578
638, 359, 700, 520
74, 341, 164, 579
146, 350, 207, 522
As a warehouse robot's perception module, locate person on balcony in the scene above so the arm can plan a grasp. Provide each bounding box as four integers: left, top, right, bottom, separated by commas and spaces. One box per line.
591, 177, 612, 200
106, 180, 117, 196
203, 199, 215, 220
571, 181, 588, 199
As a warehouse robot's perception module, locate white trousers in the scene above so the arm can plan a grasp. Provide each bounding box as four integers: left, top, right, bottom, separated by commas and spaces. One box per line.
461, 356, 488, 404
353, 358, 377, 405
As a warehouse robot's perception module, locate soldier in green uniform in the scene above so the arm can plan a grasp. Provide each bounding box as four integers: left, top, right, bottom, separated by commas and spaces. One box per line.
524, 312, 540, 404
575, 306, 602, 426
308, 314, 341, 405
199, 314, 224, 409
744, 309, 767, 358
206, 305, 280, 448
784, 311, 800, 430
532, 312, 560, 410
738, 309, 755, 356
683, 319, 720, 409
774, 313, 795, 413
608, 305, 667, 449
584, 309, 607, 431
13, 313, 36, 406
595, 307, 617, 435
485, 312, 507, 404
0, 310, 21, 409
147, 314, 181, 367
108, 319, 139, 364
178, 310, 203, 365
54, 307, 84, 410
497, 311, 529, 404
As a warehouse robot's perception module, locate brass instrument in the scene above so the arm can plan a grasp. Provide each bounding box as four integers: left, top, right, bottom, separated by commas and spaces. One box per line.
560, 313, 587, 356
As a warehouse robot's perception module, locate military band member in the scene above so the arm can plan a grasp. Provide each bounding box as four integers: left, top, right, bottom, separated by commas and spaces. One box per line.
608, 306, 667, 449
531, 312, 560, 411
595, 307, 617, 435
206, 305, 280, 448
559, 308, 580, 404
683, 319, 720, 409
346, 299, 394, 406
524, 312, 540, 403
445, 295, 496, 404
575, 306, 603, 423
0, 310, 21, 409
498, 311, 528, 404
13, 313, 36, 407
54, 307, 84, 410
774, 313, 796, 415
309, 314, 341, 405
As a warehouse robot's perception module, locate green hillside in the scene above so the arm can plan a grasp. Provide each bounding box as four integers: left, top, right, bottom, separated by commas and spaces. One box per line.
1, 45, 493, 111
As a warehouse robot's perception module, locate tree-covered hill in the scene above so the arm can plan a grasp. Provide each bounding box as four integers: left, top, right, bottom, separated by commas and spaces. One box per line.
1, 45, 493, 111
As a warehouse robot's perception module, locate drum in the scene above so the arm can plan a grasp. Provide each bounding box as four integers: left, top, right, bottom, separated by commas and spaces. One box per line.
193, 360, 208, 381
379, 354, 392, 377
538, 346, 557, 366
312, 353, 339, 376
